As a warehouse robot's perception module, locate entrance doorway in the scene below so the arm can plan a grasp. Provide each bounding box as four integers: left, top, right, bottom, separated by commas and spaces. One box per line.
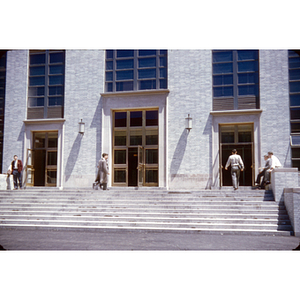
112, 109, 159, 187
220, 124, 254, 186
25, 131, 58, 187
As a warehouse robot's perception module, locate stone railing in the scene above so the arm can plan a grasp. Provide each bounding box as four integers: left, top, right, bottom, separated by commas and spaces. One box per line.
284, 188, 300, 236
0, 174, 14, 190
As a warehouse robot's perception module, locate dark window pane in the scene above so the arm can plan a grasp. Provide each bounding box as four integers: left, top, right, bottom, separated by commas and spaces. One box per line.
49, 75, 63, 85
106, 72, 113, 81
116, 81, 133, 91
146, 110, 158, 126
49, 86, 63, 96
116, 50, 134, 58
47, 170, 57, 184
28, 87, 44, 96
290, 69, 300, 80
106, 50, 113, 59
238, 61, 258, 72
130, 135, 142, 145
213, 51, 232, 62
290, 82, 300, 93
160, 79, 167, 89
221, 132, 234, 143
160, 50, 167, 55
292, 160, 300, 171
130, 111, 142, 126
289, 57, 300, 69
159, 56, 167, 67
139, 80, 156, 90
238, 73, 258, 84
48, 97, 63, 106
114, 170, 126, 183
238, 132, 252, 143
49, 52, 64, 63
291, 148, 300, 157
159, 68, 167, 78
138, 69, 156, 79
114, 150, 126, 164
237, 50, 258, 61
30, 54, 45, 65
290, 108, 300, 120
213, 75, 233, 85
47, 152, 57, 165
114, 132, 126, 146
30, 66, 45, 76
146, 135, 158, 145
29, 97, 44, 107
107, 82, 113, 92
29, 76, 45, 86
34, 133, 46, 148
145, 169, 158, 183
213, 86, 233, 97
116, 70, 133, 80
146, 149, 158, 164
48, 134, 58, 147
139, 50, 156, 56
213, 63, 233, 74
290, 94, 300, 106
116, 59, 134, 69
49, 65, 63, 74
289, 50, 299, 57
106, 61, 113, 70
291, 123, 300, 133
139, 57, 156, 68
238, 84, 259, 96
115, 112, 127, 127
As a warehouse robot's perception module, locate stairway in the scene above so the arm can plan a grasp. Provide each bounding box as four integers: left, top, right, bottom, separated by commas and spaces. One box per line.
0, 187, 293, 235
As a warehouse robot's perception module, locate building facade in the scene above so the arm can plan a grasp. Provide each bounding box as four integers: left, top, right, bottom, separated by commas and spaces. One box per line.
1, 49, 299, 189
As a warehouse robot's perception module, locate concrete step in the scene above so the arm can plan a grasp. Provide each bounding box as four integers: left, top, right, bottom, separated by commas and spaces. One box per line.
0, 189, 293, 235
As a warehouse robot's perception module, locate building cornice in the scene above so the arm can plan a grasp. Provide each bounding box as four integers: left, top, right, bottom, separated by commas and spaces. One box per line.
23, 118, 66, 124
210, 109, 263, 116
100, 89, 170, 97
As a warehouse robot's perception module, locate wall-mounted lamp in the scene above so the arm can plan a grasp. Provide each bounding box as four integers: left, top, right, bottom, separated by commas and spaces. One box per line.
185, 114, 192, 132
79, 119, 85, 135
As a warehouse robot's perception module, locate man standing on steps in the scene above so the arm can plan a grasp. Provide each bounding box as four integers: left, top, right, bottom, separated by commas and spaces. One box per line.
225, 149, 244, 190
11, 155, 23, 190
94, 153, 110, 190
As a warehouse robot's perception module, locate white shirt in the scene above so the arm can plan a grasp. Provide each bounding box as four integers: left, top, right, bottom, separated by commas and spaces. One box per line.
14, 160, 18, 169
270, 155, 282, 169
225, 154, 244, 169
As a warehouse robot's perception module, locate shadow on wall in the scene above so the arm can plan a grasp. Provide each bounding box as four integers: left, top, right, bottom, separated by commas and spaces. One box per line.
65, 134, 83, 182
90, 97, 103, 171
170, 129, 189, 181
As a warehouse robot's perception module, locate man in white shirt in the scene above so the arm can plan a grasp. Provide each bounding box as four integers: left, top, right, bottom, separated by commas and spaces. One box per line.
268, 151, 282, 170
225, 149, 244, 190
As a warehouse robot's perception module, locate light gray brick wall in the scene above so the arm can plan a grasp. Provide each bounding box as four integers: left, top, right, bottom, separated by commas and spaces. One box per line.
63, 50, 105, 187
259, 50, 291, 167
2, 50, 28, 172
167, 50, 212, 189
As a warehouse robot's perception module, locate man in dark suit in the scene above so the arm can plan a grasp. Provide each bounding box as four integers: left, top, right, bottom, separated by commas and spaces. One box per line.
11, 155, 23, 190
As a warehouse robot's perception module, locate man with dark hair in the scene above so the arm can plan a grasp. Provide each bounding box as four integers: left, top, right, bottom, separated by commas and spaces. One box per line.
225, 149, 244, 190
11, 155, 23, 190
93, 153, 110, 190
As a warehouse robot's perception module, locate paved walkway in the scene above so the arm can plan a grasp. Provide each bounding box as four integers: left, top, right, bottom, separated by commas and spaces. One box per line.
1, 227, 300, 250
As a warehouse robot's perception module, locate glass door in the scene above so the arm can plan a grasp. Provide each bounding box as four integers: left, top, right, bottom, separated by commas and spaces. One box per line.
138, 146, 144, 187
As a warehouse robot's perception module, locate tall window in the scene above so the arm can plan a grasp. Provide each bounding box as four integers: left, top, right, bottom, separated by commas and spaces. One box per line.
212, 50, 259, 111
105, 50, 167, 92
289, 50, 300, 170
0, 51, 7, 173
28, 50, 65, 119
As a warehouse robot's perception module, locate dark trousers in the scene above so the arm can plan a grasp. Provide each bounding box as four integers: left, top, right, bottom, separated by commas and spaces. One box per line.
255, 170, 265, 184
13, 170, 22, 189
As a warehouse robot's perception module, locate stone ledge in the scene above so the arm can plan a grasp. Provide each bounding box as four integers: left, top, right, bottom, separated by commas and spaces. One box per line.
272, 168, 298, 173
